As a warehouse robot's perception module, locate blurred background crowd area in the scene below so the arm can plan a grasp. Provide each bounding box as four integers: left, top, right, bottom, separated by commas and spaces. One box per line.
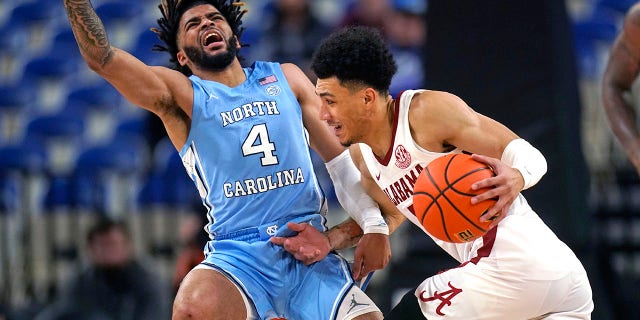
0, 0, 639, 318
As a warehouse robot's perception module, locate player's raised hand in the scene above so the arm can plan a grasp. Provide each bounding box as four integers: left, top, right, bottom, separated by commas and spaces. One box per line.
270, 222, 331, 265
470, 153, 522, 227
352, 233, 390, 281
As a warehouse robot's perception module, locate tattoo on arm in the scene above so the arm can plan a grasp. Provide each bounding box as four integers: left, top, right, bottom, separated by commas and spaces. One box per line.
64, 0, 114, 67
326, 220, 363, 250
326, 214, 396, 250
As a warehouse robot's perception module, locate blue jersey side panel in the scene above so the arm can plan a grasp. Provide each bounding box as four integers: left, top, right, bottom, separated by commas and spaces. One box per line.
179, 61, 325, 238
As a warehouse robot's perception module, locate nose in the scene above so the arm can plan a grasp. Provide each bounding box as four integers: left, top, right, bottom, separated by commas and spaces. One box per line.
200, 16, 216, 29
319, 103, 331, 121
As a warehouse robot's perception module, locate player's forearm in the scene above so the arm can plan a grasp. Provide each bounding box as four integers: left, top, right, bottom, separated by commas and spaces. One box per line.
324, 218, 363, 250
325, 150, 389, 235
63, 0, 114, 70
324, 214, 400, 250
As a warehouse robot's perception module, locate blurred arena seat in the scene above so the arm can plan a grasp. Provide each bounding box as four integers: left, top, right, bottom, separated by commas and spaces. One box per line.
21, 56, 79, 114
132, 29, 172, 67
0, 84, 30, 145
0, 25, 26, 83
73, 132, 150, 214
5, 1, 61, 54
597, 0, 636, 13
64, 83, 122, 144
95, 1, 146, 50
49, 28, 81, 58
25, 113, 86, 175
572, 6, 619, 79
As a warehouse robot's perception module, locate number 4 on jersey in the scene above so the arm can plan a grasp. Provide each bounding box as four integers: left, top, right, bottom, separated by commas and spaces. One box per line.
242, 123, 278, 166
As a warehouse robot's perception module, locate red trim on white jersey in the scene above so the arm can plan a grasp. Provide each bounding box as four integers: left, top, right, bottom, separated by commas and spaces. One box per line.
374, 92, 403, 166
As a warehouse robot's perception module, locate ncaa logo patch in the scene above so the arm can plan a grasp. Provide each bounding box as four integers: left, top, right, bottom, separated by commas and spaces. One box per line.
265, 85, 281, 96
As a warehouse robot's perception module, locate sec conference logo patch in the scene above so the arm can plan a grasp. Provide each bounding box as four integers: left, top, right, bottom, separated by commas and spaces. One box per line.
394, 145, 411, 169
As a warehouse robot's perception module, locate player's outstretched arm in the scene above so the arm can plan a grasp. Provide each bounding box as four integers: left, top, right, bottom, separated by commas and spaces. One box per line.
63, 2, 191, 112
269, 218, 390, 281
63, 0, 192, 148
602, 4, 640, 174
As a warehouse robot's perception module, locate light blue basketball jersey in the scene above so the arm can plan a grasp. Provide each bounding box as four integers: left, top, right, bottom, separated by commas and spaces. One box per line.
178, 61, 326, 239
179, 62, 358, 319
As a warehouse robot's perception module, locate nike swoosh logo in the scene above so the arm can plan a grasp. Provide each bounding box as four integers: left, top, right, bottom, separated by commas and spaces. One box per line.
375, 173, 381, 180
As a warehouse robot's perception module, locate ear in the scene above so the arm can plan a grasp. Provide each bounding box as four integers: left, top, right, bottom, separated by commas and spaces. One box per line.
363, 87, 377, 107
176, 50, 188, 67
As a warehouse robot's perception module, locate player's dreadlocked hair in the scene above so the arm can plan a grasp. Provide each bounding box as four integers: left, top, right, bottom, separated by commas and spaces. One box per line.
311, 26, 397, 95
152, 0, 247, 75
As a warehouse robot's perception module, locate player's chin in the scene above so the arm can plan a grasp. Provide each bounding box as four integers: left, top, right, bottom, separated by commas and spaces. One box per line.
335, 130, 353, 145
203, 46, 226, 57
339, 137, 354, 148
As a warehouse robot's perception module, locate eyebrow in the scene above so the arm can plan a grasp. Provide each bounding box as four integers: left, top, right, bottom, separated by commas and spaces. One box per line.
183, 12, 223, 29
183, 16, 200, 28
317, 92, 335, 98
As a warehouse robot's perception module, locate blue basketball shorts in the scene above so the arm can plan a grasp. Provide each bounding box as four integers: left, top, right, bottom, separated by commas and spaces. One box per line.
201, 214, 359, 320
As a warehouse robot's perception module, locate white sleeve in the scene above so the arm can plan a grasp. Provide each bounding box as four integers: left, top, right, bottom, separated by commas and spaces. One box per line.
500, 138, 547, 190
325, 150, 389, 234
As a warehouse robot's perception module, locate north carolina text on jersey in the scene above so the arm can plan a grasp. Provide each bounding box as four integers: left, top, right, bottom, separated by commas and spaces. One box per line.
223, 167, 305, 198
220, 101, 280, 127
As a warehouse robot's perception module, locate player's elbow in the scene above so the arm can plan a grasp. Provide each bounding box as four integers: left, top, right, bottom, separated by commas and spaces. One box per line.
82, 48, 116, 74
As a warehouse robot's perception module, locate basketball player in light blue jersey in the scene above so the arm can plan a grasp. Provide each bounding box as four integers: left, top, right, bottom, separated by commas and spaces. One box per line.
63, 0, 392, 319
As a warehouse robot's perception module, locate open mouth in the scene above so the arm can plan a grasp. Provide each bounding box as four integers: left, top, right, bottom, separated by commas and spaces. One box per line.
331, 123, 343, 136
202, 30, 223, 48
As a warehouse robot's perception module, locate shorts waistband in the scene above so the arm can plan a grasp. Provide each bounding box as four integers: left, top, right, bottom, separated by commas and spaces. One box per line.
213, 213, 325, 242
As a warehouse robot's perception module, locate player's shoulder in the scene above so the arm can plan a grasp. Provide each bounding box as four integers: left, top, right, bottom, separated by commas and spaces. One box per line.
149, 65, 190, 82
626, 3, 640, 27
408, 90, 466, 115
274, 62, 306, 84
630, 3, 640, 18
277, 62, 303, 74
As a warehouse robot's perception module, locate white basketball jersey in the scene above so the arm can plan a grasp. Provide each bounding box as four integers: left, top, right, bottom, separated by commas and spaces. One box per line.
359, 90, 577, 279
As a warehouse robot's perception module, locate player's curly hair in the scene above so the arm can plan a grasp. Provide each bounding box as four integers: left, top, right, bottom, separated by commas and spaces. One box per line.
311, 26, 397, 94
152, 0, 247, 75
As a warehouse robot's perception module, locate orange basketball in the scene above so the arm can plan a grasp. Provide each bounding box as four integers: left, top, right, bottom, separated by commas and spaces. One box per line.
412, 153, 496, 243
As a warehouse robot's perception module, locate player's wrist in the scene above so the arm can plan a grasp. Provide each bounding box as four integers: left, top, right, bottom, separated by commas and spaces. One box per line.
360, 214, 389, 235
323, 230, 337, 251
501, 139, 547, 190
326, 149, 389, 234
510, 165, 528, 190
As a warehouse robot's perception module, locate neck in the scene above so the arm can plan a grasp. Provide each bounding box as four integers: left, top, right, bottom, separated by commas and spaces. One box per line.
193, 59, 246, 87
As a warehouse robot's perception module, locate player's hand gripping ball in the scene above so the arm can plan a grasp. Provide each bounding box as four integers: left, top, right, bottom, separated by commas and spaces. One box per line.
412, 153, 496, 243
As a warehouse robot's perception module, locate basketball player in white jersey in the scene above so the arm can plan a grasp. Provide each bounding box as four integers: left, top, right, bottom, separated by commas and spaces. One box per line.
63, 1, 392, 319
274, 26, 595, 319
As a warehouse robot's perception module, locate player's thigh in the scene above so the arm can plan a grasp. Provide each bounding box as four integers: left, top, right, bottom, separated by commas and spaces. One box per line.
335, 285, 383, 320
173, 268, 247, 320
416, 263, 546, 319
537, 267, 593, 320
